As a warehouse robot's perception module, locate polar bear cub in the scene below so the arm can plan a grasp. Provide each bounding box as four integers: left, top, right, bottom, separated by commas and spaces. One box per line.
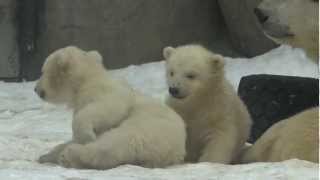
241, 107, 319, 163
35, 46, 186, 169
163, 44, 252, 164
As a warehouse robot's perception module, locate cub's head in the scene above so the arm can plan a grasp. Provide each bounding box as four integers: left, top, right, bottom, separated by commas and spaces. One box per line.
163, 45, 225, 100
34, 46, 103, 104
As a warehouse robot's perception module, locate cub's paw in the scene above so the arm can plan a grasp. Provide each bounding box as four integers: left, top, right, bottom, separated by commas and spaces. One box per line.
38, 153, 57, 164
58, 144, 85, 168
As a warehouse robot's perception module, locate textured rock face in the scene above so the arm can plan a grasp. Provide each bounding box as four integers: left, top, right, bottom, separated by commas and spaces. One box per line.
218, 0, 278, 57
238, 74, 319, 143
0, 0, 19, 79
3, 0, 279, 81
23, 0, 237, 80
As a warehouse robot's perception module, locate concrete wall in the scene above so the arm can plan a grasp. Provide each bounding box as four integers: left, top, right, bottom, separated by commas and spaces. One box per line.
247, 0, 261, 10
25, 0, 236, 80
218, 0, 277, 57
0, 0, 19, 79
0, 0, 268, 81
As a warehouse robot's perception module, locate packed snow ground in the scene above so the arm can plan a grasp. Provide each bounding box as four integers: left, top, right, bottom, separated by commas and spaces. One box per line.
0, 45, 318, 180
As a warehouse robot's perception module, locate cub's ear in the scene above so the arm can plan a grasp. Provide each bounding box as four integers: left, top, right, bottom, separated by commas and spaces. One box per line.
87, 50, 103, 64
55, 52, 71, 73
209, 54, 225, 71
53, 47, 79, 74
163, 46, 175, 60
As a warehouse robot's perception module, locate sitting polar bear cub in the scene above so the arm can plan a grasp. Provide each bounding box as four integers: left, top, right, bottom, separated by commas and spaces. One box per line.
241, 107, 319, 163
163, 44, 252, 164
35, 46, 186, 169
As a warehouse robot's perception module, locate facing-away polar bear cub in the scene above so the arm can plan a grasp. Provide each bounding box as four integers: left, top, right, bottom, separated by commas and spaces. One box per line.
241, 107, 319, 163
35, 46, 186, 169
163, 44, 252, 164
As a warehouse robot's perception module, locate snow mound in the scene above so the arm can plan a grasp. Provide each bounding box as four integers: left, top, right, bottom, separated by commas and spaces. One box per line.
0, 160, 318, 180
0, 45, 318, 179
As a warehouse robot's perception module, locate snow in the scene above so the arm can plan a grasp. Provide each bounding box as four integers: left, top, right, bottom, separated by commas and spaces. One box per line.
0, 45, 318, 180
0, 160, 318, 180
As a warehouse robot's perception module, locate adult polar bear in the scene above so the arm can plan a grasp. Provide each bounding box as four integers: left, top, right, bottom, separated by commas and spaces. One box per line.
241, 107, 319, 163
35, 46, 186, 169
255, 0, 318, 62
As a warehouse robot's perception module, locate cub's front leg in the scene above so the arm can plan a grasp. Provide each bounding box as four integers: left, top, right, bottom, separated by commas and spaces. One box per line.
38, 141, 72, 164
72, 110, 97, 144
58, 143, 89, 169
72, 101, 132, 144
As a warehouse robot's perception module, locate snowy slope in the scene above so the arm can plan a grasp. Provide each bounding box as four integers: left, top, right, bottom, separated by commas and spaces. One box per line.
0, 45, 318, 180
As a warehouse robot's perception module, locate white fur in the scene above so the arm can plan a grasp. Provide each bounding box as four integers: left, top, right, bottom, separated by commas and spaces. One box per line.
36, 46, 186, 169
164, 44, 252, 164
241, 107, 319, 163
258, 0, 318, 61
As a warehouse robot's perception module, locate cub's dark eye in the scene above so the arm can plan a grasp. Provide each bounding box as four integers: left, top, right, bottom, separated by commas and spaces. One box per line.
186, 74, 196, 79
169, 71, 174, 77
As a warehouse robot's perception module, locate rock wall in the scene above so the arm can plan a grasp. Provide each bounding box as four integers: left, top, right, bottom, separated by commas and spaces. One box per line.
1, 0, 276, 81
218, 0, 278, 57
0, 0, 19, 80
25, 0, 236, 80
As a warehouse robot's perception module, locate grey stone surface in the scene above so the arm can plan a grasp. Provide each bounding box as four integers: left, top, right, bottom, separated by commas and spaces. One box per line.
27, 0, 237, 80
247, 0, 261, 10
0, 0, 19, 78
218, 0, 278, 57
1, 0, 277, 80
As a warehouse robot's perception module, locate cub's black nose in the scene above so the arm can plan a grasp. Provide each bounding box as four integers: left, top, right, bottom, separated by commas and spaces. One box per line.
39, 90, 45, 99
169, 87, 179, 96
